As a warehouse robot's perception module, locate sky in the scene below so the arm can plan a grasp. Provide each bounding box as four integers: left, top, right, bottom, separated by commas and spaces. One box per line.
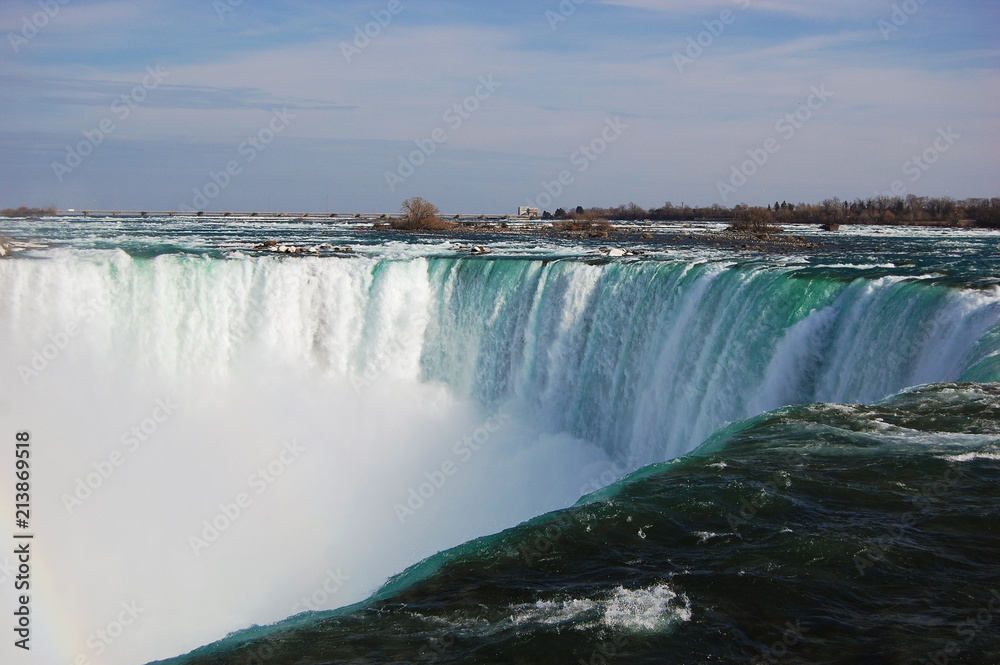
0, 0, 997, 214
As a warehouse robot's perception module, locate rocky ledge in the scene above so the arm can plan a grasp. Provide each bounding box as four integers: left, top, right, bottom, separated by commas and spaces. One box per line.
252, 241, 355, 255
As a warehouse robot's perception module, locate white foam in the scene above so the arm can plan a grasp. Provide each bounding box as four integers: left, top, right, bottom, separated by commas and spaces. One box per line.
502, 584, 691, 634
602, 584, 692, 631
507, 599, 598, 627
943, 451, 1000, 463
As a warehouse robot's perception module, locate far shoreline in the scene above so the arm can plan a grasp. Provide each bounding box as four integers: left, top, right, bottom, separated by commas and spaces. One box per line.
3, 196, 998, 258
4, 214, 999, 259
1, 210, 996, 230
2, 194, 999, 230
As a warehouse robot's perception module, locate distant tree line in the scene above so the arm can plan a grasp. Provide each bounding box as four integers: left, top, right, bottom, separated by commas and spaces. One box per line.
0, 205, 57, 218
545, 197, 1000, 228
3, 197, 999, 230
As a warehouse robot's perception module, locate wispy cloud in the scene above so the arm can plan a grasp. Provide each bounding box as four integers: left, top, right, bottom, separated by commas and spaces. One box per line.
0, 1, 141, 33
745, 30, 876, 58
0, 74, 355, 112
596, 0, 880, 19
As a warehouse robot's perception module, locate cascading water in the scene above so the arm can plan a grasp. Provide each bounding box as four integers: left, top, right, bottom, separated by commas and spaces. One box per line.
421, 257, 1000, 461
1, 239, 998, 665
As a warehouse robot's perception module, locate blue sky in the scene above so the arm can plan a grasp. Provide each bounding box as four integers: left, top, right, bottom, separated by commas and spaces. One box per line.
0, 0, 997, 213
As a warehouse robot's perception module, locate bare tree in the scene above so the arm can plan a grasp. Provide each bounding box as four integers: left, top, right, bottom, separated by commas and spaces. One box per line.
392, 197, 451, 230
728, 205, 779, 234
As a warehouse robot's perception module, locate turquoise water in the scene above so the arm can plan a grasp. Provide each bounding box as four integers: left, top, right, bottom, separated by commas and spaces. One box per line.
1, 217, 998, 664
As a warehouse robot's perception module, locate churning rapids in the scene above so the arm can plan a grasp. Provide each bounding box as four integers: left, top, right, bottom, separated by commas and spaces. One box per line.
0, 218, 998, 664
